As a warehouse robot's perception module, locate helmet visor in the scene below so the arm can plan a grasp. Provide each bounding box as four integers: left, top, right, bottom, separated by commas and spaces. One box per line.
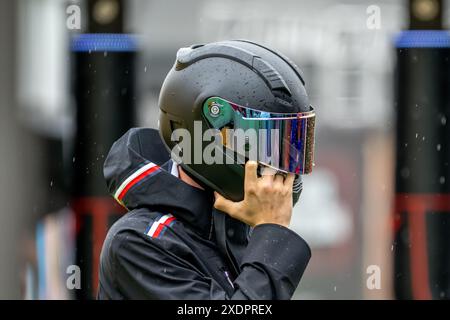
203, 97, 316, 174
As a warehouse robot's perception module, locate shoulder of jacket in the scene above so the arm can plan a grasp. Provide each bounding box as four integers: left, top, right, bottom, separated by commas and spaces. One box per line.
108, 208, 181, 249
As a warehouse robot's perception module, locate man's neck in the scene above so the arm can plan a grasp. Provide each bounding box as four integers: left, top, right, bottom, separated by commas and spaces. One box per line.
178, 165, 204, 190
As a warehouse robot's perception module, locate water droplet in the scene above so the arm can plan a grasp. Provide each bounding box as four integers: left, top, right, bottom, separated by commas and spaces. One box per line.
442, 116, 447, 126
144, 66, 147, 73
415, 133, 419, 139
437, 144, 441, 151
50, 180, 53, 187
440, 176, 446, 184
72, 157, 76, 163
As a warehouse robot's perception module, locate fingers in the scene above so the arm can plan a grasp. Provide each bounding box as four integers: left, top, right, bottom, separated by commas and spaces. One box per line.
244, 161, 258, 192
214, 192, 240, 217
284, 173, 295, 190
260, 165, 277, 177
274, 173, 285, 187
259, 166, 276, 187
245, 162, 295, 197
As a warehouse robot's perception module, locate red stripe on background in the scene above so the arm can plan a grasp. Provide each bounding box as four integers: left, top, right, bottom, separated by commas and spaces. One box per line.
394, 193, 450, 300
117, 165, 160, 201
153, 216, 176, 238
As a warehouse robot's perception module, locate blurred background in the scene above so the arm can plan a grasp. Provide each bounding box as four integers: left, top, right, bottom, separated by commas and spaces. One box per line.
0, 0, 449, 299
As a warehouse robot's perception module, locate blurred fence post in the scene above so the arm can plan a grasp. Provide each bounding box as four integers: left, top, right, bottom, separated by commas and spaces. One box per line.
70, 0, 136, 299
394, 0, 450, 300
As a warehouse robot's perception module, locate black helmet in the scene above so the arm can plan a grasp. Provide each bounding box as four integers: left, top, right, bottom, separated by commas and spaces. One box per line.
158, 40, 315, 203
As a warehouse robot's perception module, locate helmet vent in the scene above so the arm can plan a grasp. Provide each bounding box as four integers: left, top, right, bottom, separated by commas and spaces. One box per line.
233, 39, 306, 85
174, 44, 292, 96
273, 89, 293, 107
252, 57, 291, 95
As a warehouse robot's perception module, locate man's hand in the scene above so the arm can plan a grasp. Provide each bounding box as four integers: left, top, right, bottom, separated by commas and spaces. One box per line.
214, 161, 295, 227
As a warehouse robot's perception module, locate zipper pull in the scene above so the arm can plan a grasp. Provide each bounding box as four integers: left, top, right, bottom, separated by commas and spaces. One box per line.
221, 267, 234, 289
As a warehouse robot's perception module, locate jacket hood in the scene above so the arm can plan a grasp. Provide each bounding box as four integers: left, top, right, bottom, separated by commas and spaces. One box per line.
103, 128, 214, 236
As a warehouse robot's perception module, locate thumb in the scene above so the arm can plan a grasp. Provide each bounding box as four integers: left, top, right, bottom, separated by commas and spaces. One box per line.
213, 192, 239, 216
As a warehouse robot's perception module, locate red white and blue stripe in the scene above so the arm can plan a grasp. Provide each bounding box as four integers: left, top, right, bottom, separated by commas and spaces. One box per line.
114, 162, 160, 205
145, 214, 176, 239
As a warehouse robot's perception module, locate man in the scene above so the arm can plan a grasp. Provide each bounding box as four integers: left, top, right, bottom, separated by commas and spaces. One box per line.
98, 40, 316, 299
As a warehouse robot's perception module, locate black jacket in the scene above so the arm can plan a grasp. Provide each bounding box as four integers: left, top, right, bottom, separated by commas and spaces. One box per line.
98, 128, 311, 299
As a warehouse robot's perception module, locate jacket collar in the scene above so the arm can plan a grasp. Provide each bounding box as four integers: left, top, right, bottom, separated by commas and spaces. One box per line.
103, 128, 214, 238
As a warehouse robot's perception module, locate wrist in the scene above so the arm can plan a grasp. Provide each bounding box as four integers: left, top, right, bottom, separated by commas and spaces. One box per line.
254, 219, 289, 228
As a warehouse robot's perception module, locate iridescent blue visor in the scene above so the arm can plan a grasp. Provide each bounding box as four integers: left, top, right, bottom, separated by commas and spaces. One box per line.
203, 97, 316, 174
